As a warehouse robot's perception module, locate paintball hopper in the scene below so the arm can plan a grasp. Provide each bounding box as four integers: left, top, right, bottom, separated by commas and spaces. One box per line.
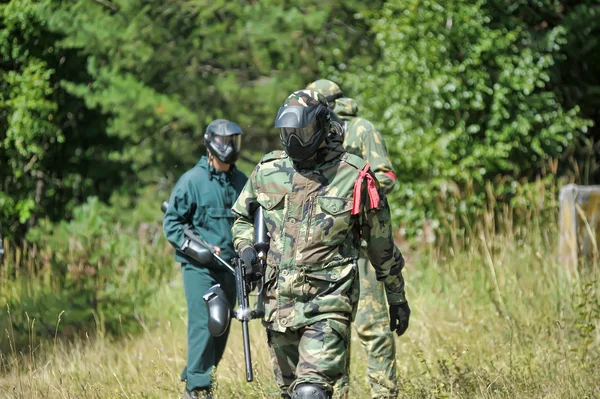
203, 284, 232, 337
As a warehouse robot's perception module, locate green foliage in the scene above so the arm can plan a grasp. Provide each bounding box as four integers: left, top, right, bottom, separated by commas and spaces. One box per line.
0, 0, 129, 239
333, 0, 593, 237
41, 0, 380, 183
1, 0, 382, 238
0, 197, 172, 351
0, 1, 61, 229
572, 280, 599, 365
553, 1, 600, 184
1, 2, 599, 394
1, 0, 599, 242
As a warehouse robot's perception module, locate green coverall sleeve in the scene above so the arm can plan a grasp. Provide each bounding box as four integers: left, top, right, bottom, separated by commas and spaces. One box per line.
231, 166, 259, 254
163, 177, 196, 250
360, 178, 406, 305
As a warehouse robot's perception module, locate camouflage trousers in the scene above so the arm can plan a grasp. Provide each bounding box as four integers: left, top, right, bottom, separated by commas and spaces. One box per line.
334, 251, 398, 399
267, 318, 350, 397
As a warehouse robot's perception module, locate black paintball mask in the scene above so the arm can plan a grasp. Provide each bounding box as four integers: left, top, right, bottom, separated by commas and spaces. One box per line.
204, 119, 243, 164
274, 100, 331, 162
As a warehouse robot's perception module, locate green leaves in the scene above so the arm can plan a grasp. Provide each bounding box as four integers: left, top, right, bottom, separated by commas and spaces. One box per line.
2, 58, 60, 157
338, 0, 593, 237
1, 0, 598, 242
3, 196, 173, 344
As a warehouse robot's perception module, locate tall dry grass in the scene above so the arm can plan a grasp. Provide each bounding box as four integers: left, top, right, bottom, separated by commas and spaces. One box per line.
1, 184, 599, 398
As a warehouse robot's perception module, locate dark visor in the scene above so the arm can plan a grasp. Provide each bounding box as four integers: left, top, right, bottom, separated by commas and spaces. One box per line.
212, 134, 241, 150
279, 119, 321, 146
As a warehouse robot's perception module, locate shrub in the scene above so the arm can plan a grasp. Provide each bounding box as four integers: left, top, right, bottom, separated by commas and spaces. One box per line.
331, 0, 592, 239
1, 196, 173, 351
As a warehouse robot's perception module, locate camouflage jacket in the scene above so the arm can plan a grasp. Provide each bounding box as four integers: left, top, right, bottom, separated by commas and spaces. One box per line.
334, 98, 397, 194
231, 139, 406, 332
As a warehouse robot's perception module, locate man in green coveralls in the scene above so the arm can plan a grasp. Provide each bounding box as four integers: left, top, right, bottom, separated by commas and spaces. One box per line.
231, 90, 410, 399
163, 119, 247, 399
307, 79, 399, 399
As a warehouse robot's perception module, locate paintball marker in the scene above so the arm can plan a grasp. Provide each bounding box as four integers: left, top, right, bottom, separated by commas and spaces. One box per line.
161, 201, 267, 382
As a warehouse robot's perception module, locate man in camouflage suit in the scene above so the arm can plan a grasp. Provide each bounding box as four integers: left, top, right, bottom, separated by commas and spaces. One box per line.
231, 89, 410, 399
307, 79, 399, 398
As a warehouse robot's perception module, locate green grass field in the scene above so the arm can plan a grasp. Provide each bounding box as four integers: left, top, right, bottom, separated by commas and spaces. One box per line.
1, 224, 599, 399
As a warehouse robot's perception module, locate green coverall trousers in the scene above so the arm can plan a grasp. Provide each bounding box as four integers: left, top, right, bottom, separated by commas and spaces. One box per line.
180, 263, 236, 391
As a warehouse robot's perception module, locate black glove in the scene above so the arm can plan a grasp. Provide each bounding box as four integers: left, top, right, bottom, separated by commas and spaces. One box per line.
389, 302, 411, 336
240, 247, 262, 281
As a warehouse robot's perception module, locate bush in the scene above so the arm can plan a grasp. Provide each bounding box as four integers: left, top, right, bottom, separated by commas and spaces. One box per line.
1, 196, 173, 352
331, 0, 593, 239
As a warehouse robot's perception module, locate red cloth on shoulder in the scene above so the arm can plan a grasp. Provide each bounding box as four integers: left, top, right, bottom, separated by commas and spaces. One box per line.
352, 164, 380, 215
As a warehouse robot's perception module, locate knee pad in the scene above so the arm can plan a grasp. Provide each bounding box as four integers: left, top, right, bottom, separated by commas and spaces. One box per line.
292, 383, 329, 399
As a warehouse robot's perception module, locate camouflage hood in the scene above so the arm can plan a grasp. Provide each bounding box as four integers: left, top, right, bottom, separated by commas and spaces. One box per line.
333, 97, 359, 117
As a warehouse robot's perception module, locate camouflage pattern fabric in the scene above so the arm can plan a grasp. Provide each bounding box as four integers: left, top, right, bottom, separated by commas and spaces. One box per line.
308, 81, 399, 398
334, 97, 399, 399
307, 79, 343, 101
306, 80, 345, 130
334, 251, 398, 399
268, 318, 350, 396
282, 89, 328, 108
231, 138, 406, 394
334, 97, 397, 194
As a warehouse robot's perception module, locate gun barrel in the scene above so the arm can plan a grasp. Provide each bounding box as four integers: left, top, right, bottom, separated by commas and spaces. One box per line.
212, 252, 236, 275
242, 320, 253, 381
234, 258, 254, 381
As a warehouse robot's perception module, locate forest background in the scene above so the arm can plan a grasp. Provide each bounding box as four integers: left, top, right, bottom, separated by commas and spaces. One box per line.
0, 1, 599, 398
